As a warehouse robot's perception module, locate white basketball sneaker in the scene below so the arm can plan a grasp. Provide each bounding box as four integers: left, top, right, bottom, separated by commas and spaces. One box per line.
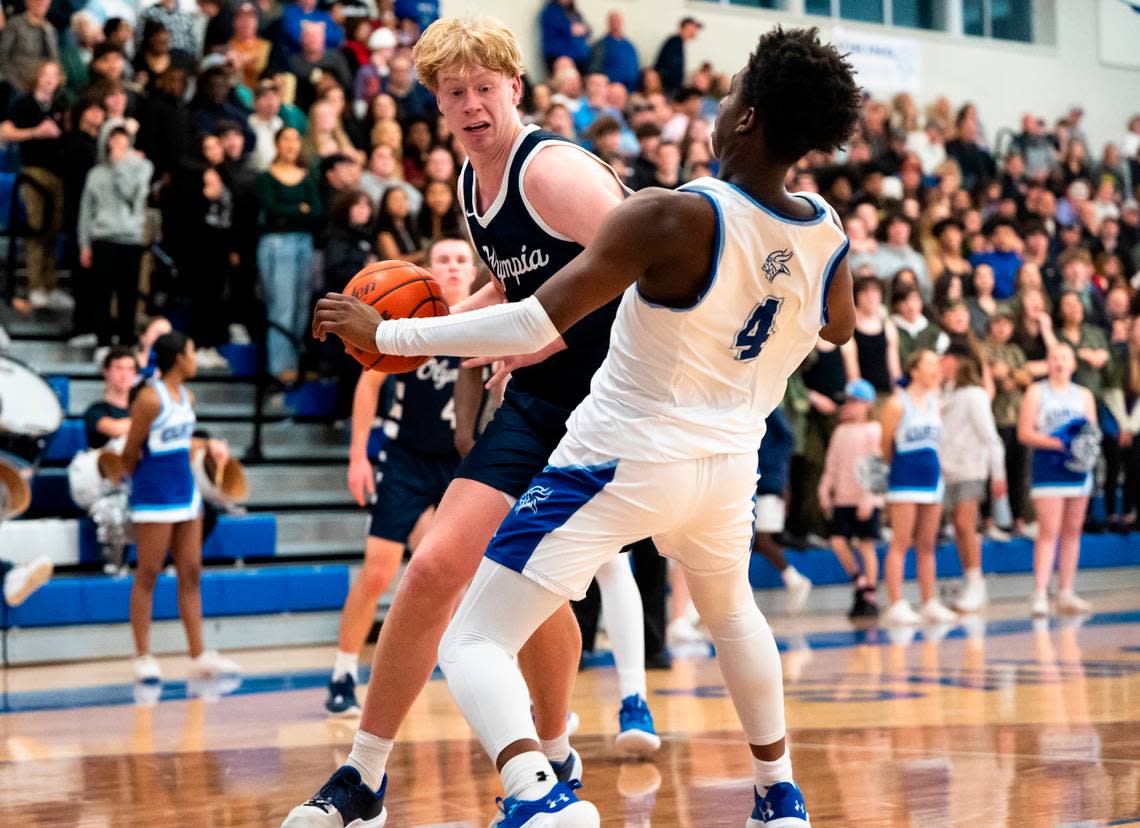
782, 567, 813, 614
191, 650, 241, 676
1030, 590, 1051, 617
134, 653, 163, 683
3, 555, 53, 606
1056, 590, 1091, 615
920, 599, 958, 625
882, 600, 922, 627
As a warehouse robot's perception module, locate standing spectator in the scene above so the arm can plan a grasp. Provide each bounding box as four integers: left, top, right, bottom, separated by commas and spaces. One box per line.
969, 219, 1024, 300
0, 0, 60, 95
1055, 291, 1109, 396
136, 0, 200, 57
248, 79, 285, 171
189, 68, 257, 152
198, 0, 234, 55
1095, 143, 1132, 198
83, 345, 138, 448
945, 112, 995, 191
415, 179, 461, 243
359, 144, 422, 218
1015, 287, 1057, 379
281, 0, 344, 54
940, 345, 1006, 613
967, 263, 1000, 338
353, 27, 396, 113
77, 125, 153, 347
573, 72, 619, 137
906, 120, 946, 176
868, 214, 930, 299
540, 0, 591, 75
1019, 342, 1098, 616
891, 284, 943, 366
375, 185, 423, 264
1118, 316, 1140, 533
133, 21, 195, 94
60, 10, 105, 98
926, 217, 971, 283
135, 67, 190, 182
629, 140, 680, 191
382, 53, 433, 124
228, 3, 271, 92
590, 11, 639, 92
985, 309, 1033, 537
1012, 114, 1059, 182
102, 19, 135, 62
881, 349, 958, 626
0, 60, 70, 311
653, 17, 701, 94
254, 126, 321, 382
324, 189, 376, 289
395, 0, 439, 33
62, 99, 106, 346
818, 379, 884, 619
303, 98, 364, 167
843, 275, 901, 396
288, 21, 353, 113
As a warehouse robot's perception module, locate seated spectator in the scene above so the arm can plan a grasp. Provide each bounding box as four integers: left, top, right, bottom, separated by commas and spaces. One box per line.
84, 346, 138, 448
660, 86, 702, 144
289, 21, 353, 113
0, 59, 69, 311
423, 145, 456, 187
573, 72, 620, 137
0, 0, 60, 95
543, 102, 576, 141
137, 0, 199, 57
945, 110, 995, 191
199, 0, 234, 55
228, 3, 271, 91
629, 140, 680, 191
101, 19, 134, 62
867, 213, 931, 299
416, 179, 461, 244
932, 269, 965, 313
1012, 114, 1059, 181
540, 0, 590, 74
891, 283, 944, 365
376, 185, 423, 264
590, 11, 639, 92
78, 125, 153, 347
1057, 247, 1108, 327
1095, 143, 1131, 197
583, 116, 622, 162
133, 21, 196, 94
927, 217, 971, 283
314, 81, 367, 151
281, 0, 344, 54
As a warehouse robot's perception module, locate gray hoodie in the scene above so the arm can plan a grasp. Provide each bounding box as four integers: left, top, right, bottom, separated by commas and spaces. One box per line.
77, 151, 153, 250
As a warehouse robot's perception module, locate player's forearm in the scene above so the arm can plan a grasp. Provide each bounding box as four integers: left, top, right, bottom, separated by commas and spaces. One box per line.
349, 377, 381, 460
375, 296, 560, 357
452, 366, 483, 446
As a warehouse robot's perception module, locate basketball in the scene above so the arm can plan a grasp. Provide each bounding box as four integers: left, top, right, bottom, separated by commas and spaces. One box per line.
342, 260, 450, 373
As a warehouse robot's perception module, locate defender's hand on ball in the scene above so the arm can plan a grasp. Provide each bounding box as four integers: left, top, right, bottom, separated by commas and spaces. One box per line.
313, 293, 383, 352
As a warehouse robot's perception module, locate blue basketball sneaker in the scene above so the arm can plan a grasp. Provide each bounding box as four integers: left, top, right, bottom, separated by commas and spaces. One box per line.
281, 766, 386, 827
325, 674, 362, 717
549, 747, 583, 784
615, 694, 661, 756
747, 782, 810, 827
490, 780, 599, 827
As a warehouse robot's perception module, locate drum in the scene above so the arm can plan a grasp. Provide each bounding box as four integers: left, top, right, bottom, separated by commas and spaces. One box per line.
0, 354, 64, 520
191, 445, 249, 507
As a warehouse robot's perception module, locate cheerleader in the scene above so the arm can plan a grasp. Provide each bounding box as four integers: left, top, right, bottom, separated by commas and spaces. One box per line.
120, 332, 240, 682
1018, 341, 1098, 616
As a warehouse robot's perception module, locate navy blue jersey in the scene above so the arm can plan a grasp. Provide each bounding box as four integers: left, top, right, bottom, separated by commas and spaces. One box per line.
381, 355, 460, 456
459, 125, 622, 410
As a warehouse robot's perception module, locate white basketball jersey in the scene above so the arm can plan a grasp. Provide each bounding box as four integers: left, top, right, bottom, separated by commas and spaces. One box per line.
565, 177, 849, 462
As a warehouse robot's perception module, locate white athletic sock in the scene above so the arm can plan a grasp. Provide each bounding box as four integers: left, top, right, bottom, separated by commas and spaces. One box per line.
500, 751, 557, 801
964, 568, 983, 586
539, 729, 571, 764
345, 730, 393, 792
752, 748, 794, 791
595, 554, 648, 700
332, 650, 359, 682
781, 565, 801, 586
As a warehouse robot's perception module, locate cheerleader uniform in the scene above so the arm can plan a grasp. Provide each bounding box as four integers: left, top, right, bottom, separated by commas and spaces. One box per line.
130, 379, 201, 523
1030, 380, 1093, 499
886, 388, 944, 504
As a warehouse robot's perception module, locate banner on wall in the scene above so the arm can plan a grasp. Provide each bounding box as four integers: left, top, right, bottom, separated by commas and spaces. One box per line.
832, 27, 922, 94
1099, 0, 1140, 69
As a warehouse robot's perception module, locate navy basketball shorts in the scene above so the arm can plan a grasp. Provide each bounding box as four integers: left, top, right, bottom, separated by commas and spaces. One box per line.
828, 506, 881, 541
369, 441, 459, 542
455, 389, 573, 501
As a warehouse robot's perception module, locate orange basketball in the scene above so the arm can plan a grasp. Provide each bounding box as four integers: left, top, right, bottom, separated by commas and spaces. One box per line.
342, 260, 450, 373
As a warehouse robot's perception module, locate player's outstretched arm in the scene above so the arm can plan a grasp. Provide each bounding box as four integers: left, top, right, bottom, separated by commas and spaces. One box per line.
330, 190, 691, 359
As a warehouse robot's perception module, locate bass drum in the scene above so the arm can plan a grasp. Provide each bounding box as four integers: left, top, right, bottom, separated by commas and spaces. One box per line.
0, 354, 65, 520
68, 436, 127, 510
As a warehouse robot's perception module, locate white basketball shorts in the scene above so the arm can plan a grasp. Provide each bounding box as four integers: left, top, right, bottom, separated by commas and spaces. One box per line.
484, 434, 758, 600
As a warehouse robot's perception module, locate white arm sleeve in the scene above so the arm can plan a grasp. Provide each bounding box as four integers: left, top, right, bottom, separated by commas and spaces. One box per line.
374, 295, 561, 357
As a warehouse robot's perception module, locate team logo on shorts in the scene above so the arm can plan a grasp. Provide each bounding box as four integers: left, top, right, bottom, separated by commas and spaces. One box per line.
762, 249, 793, 283
517, 485, 554, 514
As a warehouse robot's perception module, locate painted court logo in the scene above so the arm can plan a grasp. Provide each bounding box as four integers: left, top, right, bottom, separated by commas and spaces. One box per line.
517, 485, 553, 514
762, 249, 793, 283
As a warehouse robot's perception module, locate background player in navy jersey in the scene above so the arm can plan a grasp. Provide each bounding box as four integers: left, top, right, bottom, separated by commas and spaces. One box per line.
285, 18, 656, 828
324, 237, 477, 717
314, 25, 860, 827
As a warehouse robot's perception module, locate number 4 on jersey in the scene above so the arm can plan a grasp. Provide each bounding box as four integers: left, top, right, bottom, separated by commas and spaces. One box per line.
732, 297, 784, 361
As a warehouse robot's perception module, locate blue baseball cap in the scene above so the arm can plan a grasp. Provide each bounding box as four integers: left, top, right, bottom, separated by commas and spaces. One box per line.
844, 379, 876, 404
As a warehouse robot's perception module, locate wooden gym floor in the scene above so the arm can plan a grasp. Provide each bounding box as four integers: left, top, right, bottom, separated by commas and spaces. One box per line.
2, 588, 1139, 827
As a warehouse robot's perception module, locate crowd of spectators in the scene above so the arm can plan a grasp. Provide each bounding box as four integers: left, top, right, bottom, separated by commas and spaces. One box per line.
1, 0, 1139, 543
